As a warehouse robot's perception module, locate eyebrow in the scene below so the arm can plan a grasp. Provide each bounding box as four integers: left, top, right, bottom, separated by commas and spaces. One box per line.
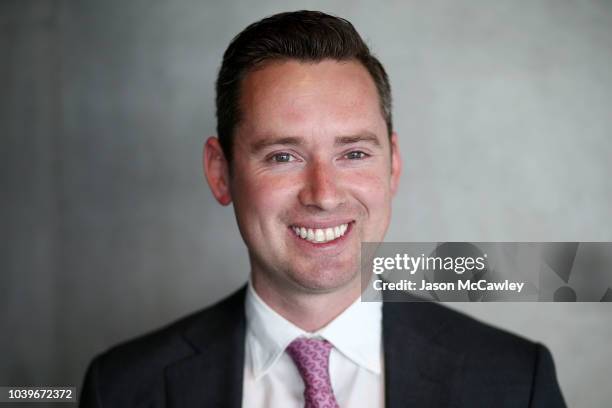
250, 132, 382, 153
334, 132, 381, 147
251, 136, 304, 153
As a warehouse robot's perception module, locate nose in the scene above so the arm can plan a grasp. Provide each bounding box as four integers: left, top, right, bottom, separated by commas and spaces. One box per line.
298, 160, 345, 211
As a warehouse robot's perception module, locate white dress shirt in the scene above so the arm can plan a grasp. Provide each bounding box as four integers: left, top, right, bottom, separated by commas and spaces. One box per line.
242, 282, 384, 408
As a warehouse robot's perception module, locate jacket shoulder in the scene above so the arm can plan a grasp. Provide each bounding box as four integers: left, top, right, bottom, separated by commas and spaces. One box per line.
384, 301, 565, 406
80, 287, 246, 407
385, 300, 538, 355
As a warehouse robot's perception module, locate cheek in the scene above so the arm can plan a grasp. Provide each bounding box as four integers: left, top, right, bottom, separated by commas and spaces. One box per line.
230, 175, 288, 247
232, 170, 297, 217
346, 168, 392, 205
345, 168, 393, 236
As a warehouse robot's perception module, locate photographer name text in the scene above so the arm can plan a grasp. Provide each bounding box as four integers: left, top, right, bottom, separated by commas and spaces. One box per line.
373, 279, 525, 293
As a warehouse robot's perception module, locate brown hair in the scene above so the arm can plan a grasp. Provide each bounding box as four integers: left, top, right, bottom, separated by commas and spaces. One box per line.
216, 10, 393, 162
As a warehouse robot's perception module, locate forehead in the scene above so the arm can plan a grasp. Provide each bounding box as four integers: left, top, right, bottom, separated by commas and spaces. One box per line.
236, 59, 386, 140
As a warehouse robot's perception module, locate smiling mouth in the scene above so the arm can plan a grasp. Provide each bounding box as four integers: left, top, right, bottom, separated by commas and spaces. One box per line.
290, 222, 350, 244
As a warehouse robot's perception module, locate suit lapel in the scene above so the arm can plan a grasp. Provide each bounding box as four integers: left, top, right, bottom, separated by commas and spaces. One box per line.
163, 286, 465, 407
383, 301, 465, 408
165, 287, 247, 408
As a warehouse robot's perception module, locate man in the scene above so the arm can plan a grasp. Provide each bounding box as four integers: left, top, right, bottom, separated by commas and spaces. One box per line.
80, 10, 566, 407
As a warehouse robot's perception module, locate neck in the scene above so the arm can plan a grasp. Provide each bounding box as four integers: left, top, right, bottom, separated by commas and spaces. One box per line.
251, 273, 361, 332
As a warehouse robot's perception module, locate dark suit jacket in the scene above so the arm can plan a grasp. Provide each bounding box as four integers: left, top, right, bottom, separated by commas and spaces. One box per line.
80, 286, 566, 407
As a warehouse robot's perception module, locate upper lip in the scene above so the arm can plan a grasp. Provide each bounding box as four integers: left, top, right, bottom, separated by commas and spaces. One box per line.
289, 219, 354, 229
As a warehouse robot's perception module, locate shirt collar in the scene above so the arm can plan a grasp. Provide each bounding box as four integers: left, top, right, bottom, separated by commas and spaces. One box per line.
245, 281, 382, 379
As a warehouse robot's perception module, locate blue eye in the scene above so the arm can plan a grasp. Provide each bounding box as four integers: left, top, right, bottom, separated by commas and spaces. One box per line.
345, 151, 368, 160
270, 152, 295, 163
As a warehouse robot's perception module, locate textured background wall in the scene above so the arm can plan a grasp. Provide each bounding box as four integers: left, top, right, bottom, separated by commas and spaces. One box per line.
1, 1, 611, 406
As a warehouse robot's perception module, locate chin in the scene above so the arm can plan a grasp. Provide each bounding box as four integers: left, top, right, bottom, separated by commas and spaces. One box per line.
287, 266, 359, 294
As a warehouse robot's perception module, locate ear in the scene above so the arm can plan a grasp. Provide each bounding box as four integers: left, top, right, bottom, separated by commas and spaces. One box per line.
389, 132, 402, 196
203, 137, 232, 205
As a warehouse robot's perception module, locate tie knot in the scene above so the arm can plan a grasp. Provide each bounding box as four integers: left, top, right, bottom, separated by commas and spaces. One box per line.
286, 338, 339, 408
287, 338, 333, 369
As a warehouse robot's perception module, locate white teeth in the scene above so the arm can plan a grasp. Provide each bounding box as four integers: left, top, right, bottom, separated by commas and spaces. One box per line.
291, 223, 350, 243
307, 229, 315, 241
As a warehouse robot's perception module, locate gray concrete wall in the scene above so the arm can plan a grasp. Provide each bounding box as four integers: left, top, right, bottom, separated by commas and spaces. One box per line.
2, 1, 611, 406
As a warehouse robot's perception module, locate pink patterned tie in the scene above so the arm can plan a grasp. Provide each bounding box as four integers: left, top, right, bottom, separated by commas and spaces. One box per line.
286, 338, 340, 408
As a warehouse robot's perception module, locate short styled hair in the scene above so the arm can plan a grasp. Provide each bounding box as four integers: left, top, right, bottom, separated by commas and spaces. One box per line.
215, 10, 393, 162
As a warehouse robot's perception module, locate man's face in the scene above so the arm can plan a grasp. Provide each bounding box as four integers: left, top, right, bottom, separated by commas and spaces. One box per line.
227, 59, 401, 295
